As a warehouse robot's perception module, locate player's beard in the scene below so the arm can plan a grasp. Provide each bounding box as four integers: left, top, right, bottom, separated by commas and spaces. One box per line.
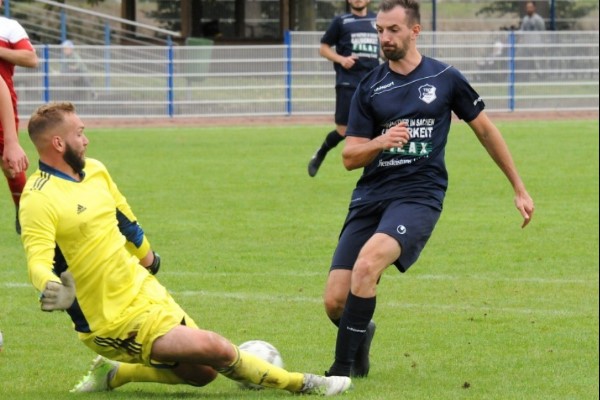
382, 38, 410, 61
63, 142, 86, 175
351, 5, 367, 12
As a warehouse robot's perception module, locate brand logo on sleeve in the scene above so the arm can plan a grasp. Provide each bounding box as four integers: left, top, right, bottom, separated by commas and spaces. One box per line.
374, 81, 395, 92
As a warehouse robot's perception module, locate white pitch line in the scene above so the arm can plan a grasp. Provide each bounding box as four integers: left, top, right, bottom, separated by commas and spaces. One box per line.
1, 282, 31, 288
2, 271, 596, 290
156, 271, 598, 285
2, 283, 594, 316
172, 290, 596, 317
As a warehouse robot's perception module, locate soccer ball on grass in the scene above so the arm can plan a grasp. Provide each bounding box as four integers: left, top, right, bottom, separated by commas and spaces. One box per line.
237, 340, 284, 390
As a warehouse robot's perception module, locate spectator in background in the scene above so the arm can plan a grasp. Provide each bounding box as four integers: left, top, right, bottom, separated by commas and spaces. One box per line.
520, 1, 545, 78
60, 40, 97, 100
520, 1, 546, 31
0, 0, 39, 234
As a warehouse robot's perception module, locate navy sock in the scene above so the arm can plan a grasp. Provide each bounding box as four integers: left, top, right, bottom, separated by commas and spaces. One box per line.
320, 130, 344, 154
328, 292, 376, 376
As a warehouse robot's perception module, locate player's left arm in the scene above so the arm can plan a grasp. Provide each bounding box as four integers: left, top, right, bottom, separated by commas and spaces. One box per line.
105, 168, 160, 274
0, 77, 28, 175
467, 111, 534, 228
115, 204, 160, 274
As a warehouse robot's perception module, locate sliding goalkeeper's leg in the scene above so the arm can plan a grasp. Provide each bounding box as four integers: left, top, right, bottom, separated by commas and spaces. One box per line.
70, 355, 186, 392
70, 347, 352, 396
217, 345, 352, 395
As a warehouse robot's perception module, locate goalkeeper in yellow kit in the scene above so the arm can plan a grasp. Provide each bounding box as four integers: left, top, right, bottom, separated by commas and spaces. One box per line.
19, 102, 352, 396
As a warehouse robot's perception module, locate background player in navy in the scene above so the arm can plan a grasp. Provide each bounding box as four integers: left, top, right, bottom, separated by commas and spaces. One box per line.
322, 0, 535, 378
308, 0, 379, 177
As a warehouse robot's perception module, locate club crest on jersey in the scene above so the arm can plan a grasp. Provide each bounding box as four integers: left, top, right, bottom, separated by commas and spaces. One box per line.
418, 84, 437, 104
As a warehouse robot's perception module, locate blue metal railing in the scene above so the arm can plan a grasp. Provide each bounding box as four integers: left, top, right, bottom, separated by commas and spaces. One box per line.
284, 30, 293, 116
508, 31, 516, 112
12, 34, 599, 119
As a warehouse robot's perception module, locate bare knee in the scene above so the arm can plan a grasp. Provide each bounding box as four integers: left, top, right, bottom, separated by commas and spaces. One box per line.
353, 259, 379, 285
324, 292, 345, 321
152, 326, 237, 369
323, 269, 352, 321
350, 257, 387, 297
198, 330, 237, 368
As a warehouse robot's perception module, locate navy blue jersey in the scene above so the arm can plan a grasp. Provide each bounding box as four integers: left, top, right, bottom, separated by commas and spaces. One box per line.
321, 12, 379, 88
346, 56, 485, 209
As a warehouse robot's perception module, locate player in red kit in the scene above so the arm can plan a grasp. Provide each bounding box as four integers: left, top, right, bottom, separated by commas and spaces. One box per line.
0, 0, 39, 233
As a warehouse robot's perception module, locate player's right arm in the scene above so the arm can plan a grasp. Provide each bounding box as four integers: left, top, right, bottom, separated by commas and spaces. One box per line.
19, 191, 62, 294
20, 183, 77, 311
319, 43, 356, 70
342, 122, 410, 170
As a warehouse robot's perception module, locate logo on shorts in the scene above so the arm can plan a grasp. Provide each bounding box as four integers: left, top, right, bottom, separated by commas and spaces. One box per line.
396, 225, 407, 234
418, 84, 437, 104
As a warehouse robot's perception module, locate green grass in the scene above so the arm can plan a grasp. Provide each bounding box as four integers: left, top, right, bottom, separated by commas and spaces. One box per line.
0, 119, 598, 400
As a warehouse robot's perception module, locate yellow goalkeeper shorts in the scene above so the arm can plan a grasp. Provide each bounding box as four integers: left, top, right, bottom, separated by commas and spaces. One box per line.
79, 275, 197, 367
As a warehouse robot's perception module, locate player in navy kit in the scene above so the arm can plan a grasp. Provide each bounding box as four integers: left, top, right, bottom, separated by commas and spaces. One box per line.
323, 0, 535, 378
308, 0, 380, 177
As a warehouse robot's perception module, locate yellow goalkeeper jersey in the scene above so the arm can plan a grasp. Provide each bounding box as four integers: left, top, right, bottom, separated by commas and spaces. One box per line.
20, 158, 152, 333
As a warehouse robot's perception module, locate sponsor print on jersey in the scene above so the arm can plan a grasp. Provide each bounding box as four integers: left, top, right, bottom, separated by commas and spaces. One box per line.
379, 117, 435, 165
351, 32, 379, 57
386, 141, 432, 156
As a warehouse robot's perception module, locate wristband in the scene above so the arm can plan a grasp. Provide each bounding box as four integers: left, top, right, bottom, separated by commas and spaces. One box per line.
147, 251, 161, 275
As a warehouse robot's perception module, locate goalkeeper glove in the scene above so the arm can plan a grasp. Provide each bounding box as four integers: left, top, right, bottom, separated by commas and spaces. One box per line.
40, 271, 76, 312
147, 251, 161, 275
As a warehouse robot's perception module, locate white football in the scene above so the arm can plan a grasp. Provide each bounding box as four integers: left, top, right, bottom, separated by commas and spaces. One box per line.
237, 340, 284, 390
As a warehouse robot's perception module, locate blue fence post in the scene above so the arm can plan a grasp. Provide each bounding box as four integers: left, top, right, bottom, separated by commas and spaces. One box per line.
43, 45, 50, 103
508, 30, 516, 112
284, 30, 292, 116
104, 24, 111, 90
167, 38, 174, 118
4, 0, 10, 17
432, 0, 437, 32
60, 10, 67, 42
550, 0, 556, 31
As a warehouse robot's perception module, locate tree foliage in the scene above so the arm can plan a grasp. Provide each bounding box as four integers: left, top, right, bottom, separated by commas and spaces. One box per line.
476, 0, 598, 30
145, 0, 182, 32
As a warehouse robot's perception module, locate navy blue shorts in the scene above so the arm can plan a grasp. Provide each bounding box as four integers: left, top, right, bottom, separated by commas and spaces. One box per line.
334, 86, 356, 126
331, 199, 441, 273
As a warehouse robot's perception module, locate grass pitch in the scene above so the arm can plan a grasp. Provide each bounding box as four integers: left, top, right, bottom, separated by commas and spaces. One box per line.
0, 118, 598, 400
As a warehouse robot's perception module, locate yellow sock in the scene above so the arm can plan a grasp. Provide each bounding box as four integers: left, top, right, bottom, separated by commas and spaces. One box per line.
110, 363, 186, 388
218, 345, 304, 392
